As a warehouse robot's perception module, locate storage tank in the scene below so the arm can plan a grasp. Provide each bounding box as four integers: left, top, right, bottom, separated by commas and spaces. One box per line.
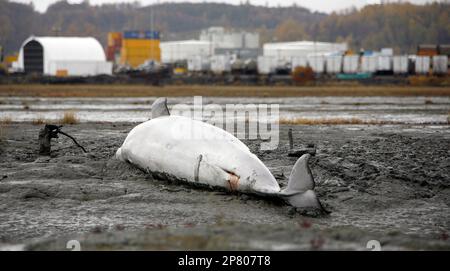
161, 40, 213, 64
244, 33, 260, 49
432, 55, 448, 75
381, 48, 394, 56
393, 56, 409, 74
187, 55, 210, 72
343, 55, 359, 74
415, 56, 431, 74
361, 56, 378, 73
307, 55, 325, 74
257, 56, 276, 75
326, 56, 343, 74
264, 41, 347, 60
377, 56, 392, 72
210, 55, 231, 74
199, 27, 260, 49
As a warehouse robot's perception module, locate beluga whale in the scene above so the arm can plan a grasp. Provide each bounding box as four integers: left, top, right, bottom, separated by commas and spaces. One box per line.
116, 98, 325, 211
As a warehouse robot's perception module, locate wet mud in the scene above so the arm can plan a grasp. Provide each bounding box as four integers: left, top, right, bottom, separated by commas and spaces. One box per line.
0, 123, 449, 250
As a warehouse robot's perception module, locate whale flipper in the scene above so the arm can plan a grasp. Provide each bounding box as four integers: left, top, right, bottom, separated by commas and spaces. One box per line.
151, 97, 170, 119
281, 154, 326, 211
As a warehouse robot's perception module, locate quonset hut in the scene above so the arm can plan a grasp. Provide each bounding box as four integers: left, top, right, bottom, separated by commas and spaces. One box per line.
17, 36, 112, 76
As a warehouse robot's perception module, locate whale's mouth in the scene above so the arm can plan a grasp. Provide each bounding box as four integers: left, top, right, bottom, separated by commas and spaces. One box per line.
223, 169, 240, 192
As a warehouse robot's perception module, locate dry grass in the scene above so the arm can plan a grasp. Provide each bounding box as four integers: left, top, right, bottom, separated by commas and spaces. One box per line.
32, 117, 47, 125
59, 111, 79, 125
0, 117, 13, 125
279, 117, 394, 125
408, 76, 450, 86
0, 118, 12, 144
0, 84, 449, 98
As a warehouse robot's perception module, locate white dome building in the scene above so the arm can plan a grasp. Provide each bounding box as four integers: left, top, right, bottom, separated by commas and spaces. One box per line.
17, 36, 112, 76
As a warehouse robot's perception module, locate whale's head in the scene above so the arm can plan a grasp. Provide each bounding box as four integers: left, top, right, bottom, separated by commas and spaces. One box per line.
231, 153, 280, 194
115, 147, 126, 162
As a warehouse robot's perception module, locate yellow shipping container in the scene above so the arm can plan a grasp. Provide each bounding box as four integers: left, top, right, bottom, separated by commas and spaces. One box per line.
5, 55, 18, 65
56, 70, 68, 77
120, 39, 161, 68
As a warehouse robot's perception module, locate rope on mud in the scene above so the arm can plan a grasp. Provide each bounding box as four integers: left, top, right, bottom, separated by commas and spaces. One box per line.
38, 124, 87, 155
57, 130, 87, 153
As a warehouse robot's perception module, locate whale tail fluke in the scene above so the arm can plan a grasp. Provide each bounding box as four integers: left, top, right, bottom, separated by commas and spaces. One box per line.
151, 97, 170, 119
281, 154, 327, 212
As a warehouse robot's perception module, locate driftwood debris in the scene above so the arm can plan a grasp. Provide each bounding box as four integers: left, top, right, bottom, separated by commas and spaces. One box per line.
38, 124, 87, 155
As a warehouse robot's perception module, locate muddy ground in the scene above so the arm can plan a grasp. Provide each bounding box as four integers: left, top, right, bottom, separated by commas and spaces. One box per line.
0, 123, 449, 250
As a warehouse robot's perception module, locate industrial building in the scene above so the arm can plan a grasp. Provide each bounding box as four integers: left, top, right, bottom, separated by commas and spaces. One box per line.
17, 36, 112, 76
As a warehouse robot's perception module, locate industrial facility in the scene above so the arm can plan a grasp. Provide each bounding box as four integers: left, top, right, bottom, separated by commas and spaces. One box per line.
158, 27, 260, 67
2, 27, 449, 83
16, 36, 112, 76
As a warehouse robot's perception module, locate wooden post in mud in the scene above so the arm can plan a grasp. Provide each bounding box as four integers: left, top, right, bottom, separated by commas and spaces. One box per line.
288, 128, 294, 150
38, 125, 60, 155
38, 124, 87, 155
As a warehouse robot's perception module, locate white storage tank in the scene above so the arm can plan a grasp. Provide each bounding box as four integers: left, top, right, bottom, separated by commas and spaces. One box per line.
377, 56, 392, 72
432, 55, 448, 75
326, 56, 343, 74
244, 33, 260, 49
343, 55, 359, 74
210, 55, 231, 74
264, 41, 348, 60
161, 40, 214, 63
393, 56, 409, 74
257, 56, 276, 75
381, 48, 394, 56
199, 27, 260, 49
187, 55, 211, 72
415, 56, 431, 74
361, 56, 378, 73
307, 55, 325, 74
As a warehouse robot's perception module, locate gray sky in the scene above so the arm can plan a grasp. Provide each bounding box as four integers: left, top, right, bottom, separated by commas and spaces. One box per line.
11, 0, 440, 13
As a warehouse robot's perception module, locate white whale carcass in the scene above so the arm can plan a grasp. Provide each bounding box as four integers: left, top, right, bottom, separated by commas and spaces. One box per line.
115, 98, 324, 210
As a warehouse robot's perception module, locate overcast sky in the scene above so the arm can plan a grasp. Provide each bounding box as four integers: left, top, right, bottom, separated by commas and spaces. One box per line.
11, 0, 441, 13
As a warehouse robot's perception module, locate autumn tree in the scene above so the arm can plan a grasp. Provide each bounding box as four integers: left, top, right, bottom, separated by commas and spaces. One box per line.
274, 19, 310, 42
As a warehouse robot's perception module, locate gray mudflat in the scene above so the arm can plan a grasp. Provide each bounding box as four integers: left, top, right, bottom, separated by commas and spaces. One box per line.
0, 123, 449, 250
